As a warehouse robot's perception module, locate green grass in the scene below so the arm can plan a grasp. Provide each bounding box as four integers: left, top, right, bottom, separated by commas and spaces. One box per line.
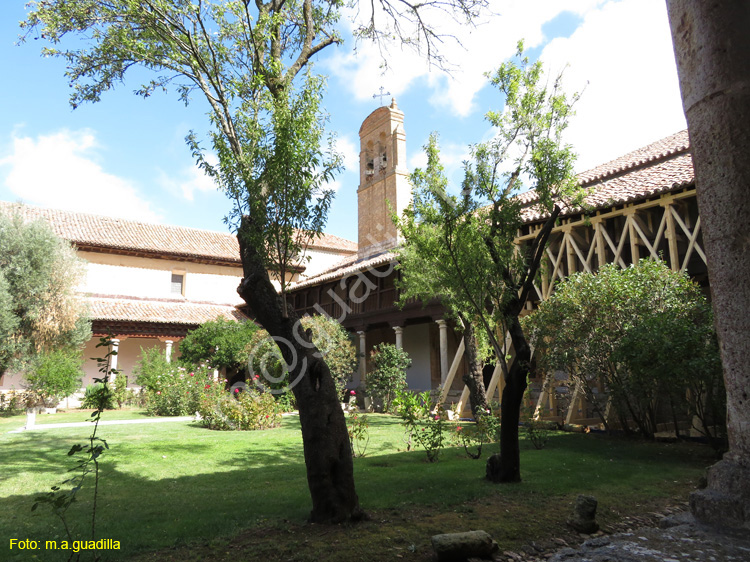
0, 407, 156, 431
0, 413, 715, 561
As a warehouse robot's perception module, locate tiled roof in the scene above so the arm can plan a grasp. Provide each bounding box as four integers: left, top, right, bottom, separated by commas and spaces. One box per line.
290, 250, 397, 290
521, 130, 693, 222
0, 202, 356, 262
85, 294, 246, 325
309, 232, 358, 253
291, 130, 696, 288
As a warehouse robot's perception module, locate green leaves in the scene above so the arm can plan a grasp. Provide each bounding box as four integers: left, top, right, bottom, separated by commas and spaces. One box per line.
0, 208, 90, 377
524, 260, 725, 442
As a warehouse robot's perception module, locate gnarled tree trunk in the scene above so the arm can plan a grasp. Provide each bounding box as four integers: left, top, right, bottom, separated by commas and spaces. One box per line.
237, 218, 363, 523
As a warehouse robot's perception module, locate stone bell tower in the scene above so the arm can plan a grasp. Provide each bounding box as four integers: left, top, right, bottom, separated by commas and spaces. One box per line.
357, 99, 411, 259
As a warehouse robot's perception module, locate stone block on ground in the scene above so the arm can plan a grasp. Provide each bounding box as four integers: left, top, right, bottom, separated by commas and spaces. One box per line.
567, 494, 599, 534
431, 530, 498, 562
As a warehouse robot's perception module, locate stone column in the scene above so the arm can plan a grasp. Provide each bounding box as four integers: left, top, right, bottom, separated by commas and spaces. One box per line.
109, 338, 120, 383
165, 340, 173, 363
436, 319, 449, 384
357, 330, 367, 385
393, 326, 404, 350
668, 1, 750, 529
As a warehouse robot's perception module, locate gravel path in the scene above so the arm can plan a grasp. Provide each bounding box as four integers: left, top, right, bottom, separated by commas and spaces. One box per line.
547, 512, 750, 562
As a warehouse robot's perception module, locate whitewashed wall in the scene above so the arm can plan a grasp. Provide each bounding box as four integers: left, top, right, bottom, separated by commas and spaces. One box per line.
300, 248, 354, 279
80, 251, 244, 305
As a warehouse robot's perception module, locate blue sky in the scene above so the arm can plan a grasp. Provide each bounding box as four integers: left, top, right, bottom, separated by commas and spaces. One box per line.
0, 0, 687, 244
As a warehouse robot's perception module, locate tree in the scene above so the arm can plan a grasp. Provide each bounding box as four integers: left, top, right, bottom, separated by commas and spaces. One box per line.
666, 2, 750, 527
23, 0, 485, 522
25, 349, 85, 408
367, 343, 411, 412
298, 315, 357, 399
397, 44, 581, 482
248, 314, 357, 399
396, 134, 491, 418
524, 260, 725, 444
0, 208, 90, 378
180, 317, 260, 385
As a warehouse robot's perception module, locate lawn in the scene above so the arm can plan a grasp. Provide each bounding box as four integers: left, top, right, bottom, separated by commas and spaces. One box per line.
0, 411, 714, 561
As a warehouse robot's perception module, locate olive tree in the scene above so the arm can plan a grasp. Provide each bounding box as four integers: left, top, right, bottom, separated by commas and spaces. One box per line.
0, 208, 90, 378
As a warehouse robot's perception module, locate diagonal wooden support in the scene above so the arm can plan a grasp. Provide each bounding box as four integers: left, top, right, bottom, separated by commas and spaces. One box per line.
440, 337, 465, 404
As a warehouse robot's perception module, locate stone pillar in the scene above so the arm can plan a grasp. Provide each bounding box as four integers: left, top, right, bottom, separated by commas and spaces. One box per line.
109, 338, 120, 383
165, 340, 173, 363
357, 330, 367, 385
436, 319, 449, 384
668, 1, 750, 529
393, 326, 404, 350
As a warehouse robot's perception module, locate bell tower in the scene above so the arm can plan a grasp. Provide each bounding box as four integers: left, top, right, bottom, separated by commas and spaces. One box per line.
357, 99, 411, 259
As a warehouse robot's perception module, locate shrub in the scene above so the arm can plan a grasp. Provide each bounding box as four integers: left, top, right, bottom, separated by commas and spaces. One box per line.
145, 365, 214, 417
520, 392, 549, 450
452, 406, 501, 459
0, 389, 26, 414
347, 412, 370, 458
133, 346, 175, 393
524, 259, 725, 446
198, 388, 281, 431
393, 389, 447, 462
81, 383, 114, 410
25, 349, 83, 407
368, 343, 411, 412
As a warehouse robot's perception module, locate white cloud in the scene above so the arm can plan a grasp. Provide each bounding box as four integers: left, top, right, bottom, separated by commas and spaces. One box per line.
158, 157, 217, 202
336, 135, 359, 176
540, 0, 687, 171
0, 129, 161, 222
328, 0, 685, 174
327, 0, 607, 116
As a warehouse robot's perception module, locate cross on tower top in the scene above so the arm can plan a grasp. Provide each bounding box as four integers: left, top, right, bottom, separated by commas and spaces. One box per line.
372, 86, 391, 106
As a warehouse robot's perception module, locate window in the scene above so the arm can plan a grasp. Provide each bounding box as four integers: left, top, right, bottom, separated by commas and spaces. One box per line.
171, 273, 185, 295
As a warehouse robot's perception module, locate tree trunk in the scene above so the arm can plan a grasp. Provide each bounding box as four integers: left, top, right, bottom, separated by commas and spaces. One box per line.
459, 317, 490, 418
487, 315, 529, 483
667, 1, 750, 529
485, 210, 560, 483
237, 218, 364, 523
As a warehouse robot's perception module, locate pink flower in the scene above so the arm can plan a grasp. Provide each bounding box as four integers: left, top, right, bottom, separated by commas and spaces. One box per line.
350, 390, 356, 395
156, 391, 161, 395
456, 426, 462, 431
265, 415, 269, 418
421, 428, 426, 431
234, 388, 240, 393
205, 384, 211, 390
254, 375, 260, 380
189, 373, 194, 377
434, 415, 440, 420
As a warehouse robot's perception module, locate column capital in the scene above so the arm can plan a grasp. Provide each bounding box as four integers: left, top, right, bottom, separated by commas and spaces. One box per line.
435, 319, 448, 328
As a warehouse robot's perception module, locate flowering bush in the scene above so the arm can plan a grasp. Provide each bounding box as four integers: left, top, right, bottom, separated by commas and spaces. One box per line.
452, 407, 501, 459
393, 389, 447, 462
144, 365, 214, 416
198, 388, 280, 431
347, 412, 369, 458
